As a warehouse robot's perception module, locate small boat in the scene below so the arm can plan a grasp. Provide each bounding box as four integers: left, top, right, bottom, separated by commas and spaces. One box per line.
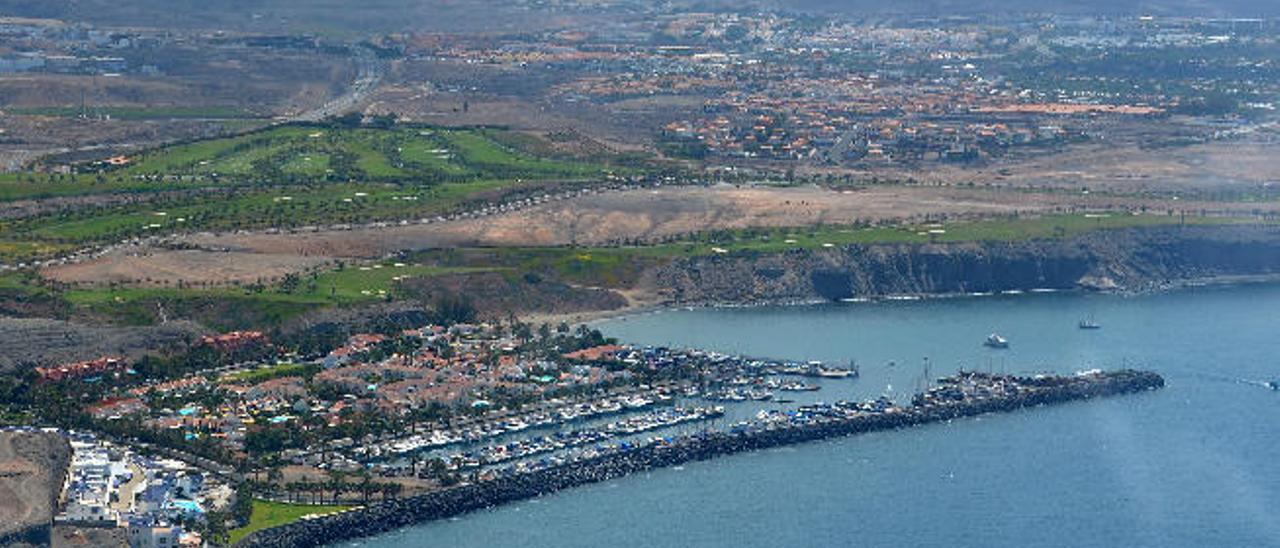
1079, 314, 1101, 330
1268, 380, 1280, 391
778, 381, 821, 392
984, 333, 1010, 349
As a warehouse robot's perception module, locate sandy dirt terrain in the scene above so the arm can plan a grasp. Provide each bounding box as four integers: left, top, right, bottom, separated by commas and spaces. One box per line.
49, 525, 129, 548
0, 431, 70, 544
173, 185, 1094, 257
40, 183, 1280, 288
42, 248, 333, 287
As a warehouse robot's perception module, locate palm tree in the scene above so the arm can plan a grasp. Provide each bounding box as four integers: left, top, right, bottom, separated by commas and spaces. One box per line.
305, 480, 321, 504
358, 472, 374, 503
267, 467, 284, 495
380, 482, 403, 501
327, 471, 348, 504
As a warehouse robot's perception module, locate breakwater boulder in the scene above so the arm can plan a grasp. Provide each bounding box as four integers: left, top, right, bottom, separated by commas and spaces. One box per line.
235, 370, 1163, 548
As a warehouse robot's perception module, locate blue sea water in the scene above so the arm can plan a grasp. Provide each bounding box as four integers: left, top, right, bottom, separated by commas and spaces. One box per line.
355, 285, 1280, 548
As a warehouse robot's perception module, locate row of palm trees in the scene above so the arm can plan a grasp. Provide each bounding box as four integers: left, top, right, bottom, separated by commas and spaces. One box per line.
260, 468, 405, 505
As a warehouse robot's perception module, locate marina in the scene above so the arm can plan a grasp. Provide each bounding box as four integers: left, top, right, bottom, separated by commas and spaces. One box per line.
238, 368, 1162, 547
352, 284, 1280, 548
320, 347, 863, 475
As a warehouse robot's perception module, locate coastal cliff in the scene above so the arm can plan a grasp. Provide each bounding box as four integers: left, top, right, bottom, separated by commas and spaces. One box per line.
647, 225, 1280, 303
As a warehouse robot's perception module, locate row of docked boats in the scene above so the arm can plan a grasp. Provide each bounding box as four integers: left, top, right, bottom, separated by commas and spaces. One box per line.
703, 387, 776, 402
356, 391, 674, 460
774, 361, 858, 379
766, 379, 822, 392
481, 370, 1160, 481
445, 406, 725, 470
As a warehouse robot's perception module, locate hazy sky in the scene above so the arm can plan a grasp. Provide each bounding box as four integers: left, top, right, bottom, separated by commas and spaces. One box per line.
781, 0, 1279, 16
0, 0, 1274, 33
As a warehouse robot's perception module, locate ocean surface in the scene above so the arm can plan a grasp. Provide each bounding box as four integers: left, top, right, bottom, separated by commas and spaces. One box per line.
354, 285, 1280, 548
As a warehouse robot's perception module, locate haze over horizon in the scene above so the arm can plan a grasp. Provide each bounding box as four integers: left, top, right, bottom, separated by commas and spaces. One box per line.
782, 0, 1279, 16
0, 0, 1275, 34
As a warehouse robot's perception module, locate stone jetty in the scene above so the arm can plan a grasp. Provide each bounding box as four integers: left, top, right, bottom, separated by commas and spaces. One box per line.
235, 369, 1163, 547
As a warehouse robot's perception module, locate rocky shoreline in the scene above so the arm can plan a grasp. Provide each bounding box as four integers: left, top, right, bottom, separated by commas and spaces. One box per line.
235, 370, 1164, 548
647, 224, 1280, 305
525, 224, 1280, 326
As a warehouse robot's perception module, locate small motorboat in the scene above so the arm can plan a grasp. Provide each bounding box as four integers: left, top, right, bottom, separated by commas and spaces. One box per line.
1268, 380, 1279, 391
984, 333, 1010, 349
1079, 314, 1101, 330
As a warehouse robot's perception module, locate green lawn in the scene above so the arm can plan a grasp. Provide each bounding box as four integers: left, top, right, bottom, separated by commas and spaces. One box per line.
305, 263, 496, 301
0, 173, 188, 202
0, 124, 616, 204
4, 211, 1268, 328
413, 213, 1274, 288
0, 122, 635, 265
116, 125, 603, 182
220, 363, 316, 385
61, 285, 337, 328
13, 179, 539, 243
205, 141, 292, 175
397, 134, 470, 175
654, 212, 1267, 256
228, 500, 352, 545
0, 240, 76, 263
0, 124, 624, 260
54, 261, 489, 327
444, 130, 602, 177
0, 270, 54, 295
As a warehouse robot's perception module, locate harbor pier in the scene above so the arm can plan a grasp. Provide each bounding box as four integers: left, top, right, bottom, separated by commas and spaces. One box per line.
235, 369, 1164, 547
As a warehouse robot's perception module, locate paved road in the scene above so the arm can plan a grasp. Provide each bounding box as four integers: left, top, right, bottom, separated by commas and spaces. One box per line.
290, 45, 387, 123
112, 462, 144, 512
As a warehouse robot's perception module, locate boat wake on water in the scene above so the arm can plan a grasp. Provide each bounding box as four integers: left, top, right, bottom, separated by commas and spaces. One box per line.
1186, 372, 1279, 391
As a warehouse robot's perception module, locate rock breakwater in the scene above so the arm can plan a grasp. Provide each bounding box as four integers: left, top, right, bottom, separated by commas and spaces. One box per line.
236, 370, 1163, 547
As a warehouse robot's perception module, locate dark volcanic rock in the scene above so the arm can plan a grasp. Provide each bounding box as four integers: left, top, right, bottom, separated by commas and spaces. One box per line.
0, 318, 206, 373
650, 225, 1280, 303
399, 271, 628, 318
235, 370, 1163, 548
0, 431, 72, 546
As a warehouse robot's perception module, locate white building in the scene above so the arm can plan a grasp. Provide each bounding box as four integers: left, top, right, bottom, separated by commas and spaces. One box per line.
126, 520, 183, 548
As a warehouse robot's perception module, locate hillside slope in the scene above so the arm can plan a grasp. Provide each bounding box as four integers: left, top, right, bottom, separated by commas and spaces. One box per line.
648, 225, 1280, 303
